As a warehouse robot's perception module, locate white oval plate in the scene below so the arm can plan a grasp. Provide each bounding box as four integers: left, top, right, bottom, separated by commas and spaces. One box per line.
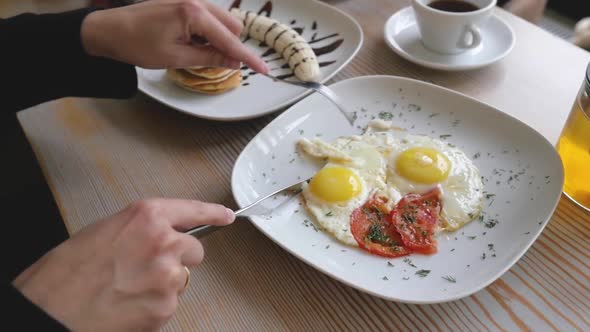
137, 0, 363, 121
231, 75, 563, 304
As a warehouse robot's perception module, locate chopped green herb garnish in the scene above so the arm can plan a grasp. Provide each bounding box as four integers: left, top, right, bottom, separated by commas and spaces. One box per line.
484, 219, 499, 228
378, 111, 394, 121
467, 236, 477, 240
485, 194, 495, 199
408, 104, 422, 112
387, 261, 395, 267
371, 207, 383, 219
325, 211, 334, 217
382, 276, 389, 281
402, 277, 410, 280
402, 212, 416, 224
403, 258, 417, 268
415, 269, 431, 278
439, 134, 452, 139
442, 276, 457, 283
367, 224, 391, 245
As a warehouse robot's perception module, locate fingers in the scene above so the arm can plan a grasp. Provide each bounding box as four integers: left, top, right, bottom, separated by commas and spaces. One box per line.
176, 234, 205, 266
204, 1, 243, 36
189, 9, 268, 73
148, 257, 190, 296
171, 45, 241, 69
131, 199, 235, 232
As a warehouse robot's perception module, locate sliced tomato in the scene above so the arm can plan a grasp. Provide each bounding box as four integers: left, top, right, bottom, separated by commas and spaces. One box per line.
390, 188, 442, 254
350, 195, 411, 258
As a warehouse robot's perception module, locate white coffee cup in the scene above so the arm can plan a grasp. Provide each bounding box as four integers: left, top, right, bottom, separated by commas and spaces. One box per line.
412, 0, 496, 54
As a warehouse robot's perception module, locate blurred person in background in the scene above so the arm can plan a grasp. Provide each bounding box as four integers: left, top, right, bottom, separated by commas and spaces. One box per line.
498, 0, 547, 24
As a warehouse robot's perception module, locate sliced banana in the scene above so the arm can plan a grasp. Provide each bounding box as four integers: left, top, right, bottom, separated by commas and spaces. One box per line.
230, 9, 321, 82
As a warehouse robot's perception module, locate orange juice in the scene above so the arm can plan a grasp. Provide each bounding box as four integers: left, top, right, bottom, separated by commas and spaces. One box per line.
557, 87, 590, 211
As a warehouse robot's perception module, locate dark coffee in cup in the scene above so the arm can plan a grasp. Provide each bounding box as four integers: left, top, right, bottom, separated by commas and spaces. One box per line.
412, 0, 494, 53
428, 0, 480, 12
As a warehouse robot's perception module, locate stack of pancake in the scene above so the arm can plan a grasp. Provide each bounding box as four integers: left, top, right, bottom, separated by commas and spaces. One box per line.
166, 66, 242, 95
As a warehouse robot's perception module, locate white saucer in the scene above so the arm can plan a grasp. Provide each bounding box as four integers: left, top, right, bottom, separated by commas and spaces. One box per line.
384, 7, 515, 71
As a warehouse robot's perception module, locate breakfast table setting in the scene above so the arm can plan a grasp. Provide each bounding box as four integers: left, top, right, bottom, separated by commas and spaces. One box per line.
5, 0, 590, 330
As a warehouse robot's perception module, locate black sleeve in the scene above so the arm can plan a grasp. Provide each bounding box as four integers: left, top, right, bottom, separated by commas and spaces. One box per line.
2, 283, 69, 331
0, 8, 137, 113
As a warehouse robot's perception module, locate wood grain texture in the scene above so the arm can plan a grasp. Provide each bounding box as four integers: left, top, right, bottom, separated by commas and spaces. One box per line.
10, 0, 590, 331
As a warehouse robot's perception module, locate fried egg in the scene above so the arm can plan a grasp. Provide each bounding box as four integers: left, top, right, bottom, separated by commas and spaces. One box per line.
385, 134, 483, 230
298, 121, 483, 247
299, 138, 394, 245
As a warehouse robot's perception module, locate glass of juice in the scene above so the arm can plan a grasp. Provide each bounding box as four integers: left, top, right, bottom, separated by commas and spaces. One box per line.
557, 62, 590, 211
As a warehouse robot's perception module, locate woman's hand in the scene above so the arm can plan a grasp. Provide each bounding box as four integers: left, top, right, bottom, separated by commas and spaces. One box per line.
13, 199, 235, 332
81, 0, 268, 72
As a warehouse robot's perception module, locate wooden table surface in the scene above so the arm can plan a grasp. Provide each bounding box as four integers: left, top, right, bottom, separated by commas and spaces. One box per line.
10, 0, 590, 330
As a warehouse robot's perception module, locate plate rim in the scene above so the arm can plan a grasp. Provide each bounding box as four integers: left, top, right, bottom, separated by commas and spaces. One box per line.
383, 6, 516, 71
230, 74, 564, 303
137, 0, 365, 121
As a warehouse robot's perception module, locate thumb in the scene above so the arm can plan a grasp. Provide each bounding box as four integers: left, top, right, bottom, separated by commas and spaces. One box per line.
170, 45, 241, 69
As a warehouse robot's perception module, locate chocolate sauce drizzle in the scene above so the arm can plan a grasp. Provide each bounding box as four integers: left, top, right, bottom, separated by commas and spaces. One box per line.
233, 1, 343, 86
257, 1, 272, 16
312, 39, 344, 57
310, 33, 339, 44
230, 0, 241, 8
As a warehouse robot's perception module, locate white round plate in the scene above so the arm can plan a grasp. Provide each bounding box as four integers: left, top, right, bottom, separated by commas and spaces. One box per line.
384, 7, 515, 71
231, 75, 563, 304
137, 0, 363, 121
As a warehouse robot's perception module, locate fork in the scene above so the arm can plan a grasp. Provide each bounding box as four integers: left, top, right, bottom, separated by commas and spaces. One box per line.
184, 177, 310, 238
262, 73, 356, 125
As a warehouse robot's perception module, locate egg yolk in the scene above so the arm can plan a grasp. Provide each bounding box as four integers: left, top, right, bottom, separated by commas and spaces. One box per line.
395, 147, 451, 184
309, 167, 362, 202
